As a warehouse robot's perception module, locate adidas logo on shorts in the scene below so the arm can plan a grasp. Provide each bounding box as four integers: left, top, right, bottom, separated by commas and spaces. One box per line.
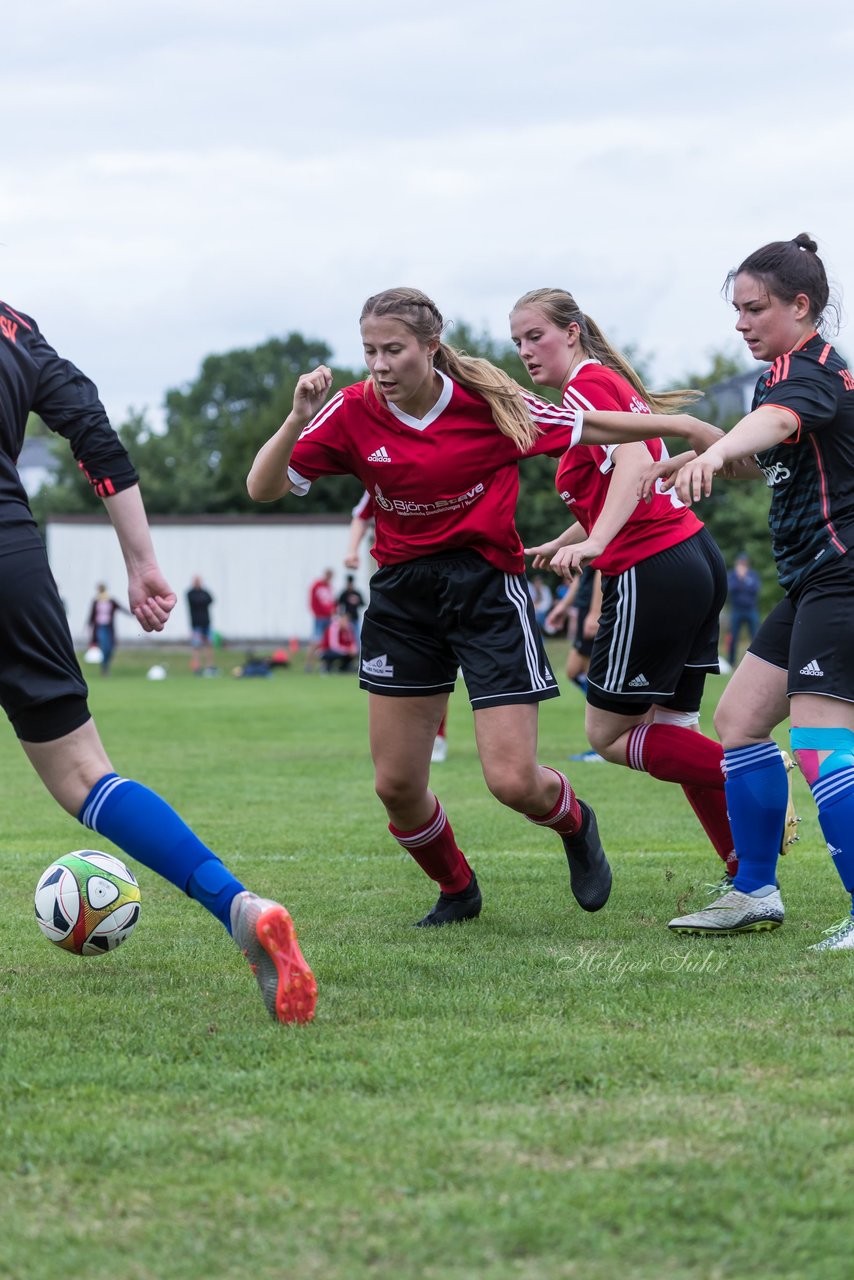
628, 673, 650, 688
361, 654, 394, 677
367, 446, 392, 463
799, 659, 824, 677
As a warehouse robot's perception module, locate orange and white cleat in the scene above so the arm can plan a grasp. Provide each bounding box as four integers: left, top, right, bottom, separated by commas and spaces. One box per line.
230, 892, 317, 1024
779, 751, 802, 855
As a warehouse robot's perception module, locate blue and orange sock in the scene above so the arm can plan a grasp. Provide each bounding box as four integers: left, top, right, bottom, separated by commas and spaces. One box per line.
811, 766, 854, 914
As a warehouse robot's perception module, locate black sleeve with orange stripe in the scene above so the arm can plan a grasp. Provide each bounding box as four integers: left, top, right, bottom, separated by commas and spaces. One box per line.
29, 322, 139, 497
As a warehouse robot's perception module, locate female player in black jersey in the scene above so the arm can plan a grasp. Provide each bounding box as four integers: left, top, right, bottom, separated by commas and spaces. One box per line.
0, 299, 315, 1022
656, 235, 854, 949
248, 287, 720, 929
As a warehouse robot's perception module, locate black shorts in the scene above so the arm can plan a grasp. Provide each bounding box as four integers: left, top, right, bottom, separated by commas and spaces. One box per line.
359, 550, 560, 709
586, 527, 726, 715
572, 567, 597, 657
749, 551, 854, 702
0, 543, 91, 741
573, 605, 596, 658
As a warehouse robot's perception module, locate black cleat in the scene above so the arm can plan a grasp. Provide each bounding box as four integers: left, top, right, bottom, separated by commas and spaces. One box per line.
414, 872, 482, 927
561, 800, 612, 911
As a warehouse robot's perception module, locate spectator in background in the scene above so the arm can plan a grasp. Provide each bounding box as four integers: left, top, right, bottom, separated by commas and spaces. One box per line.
338, 573, 366, 642
544, 566, 602, 694
529, 574, 554, 633
306, 568, 336, 672
186, 575, 216, 675
88, 583, 128, 676
320, 603, 359, 673
726, 553, 762, 667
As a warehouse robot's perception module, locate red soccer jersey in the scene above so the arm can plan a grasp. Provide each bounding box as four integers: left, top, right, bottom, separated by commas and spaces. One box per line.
288, 373, 582, 573
556, 361, 702, 575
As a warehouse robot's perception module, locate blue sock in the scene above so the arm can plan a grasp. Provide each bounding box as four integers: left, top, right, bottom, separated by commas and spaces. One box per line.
811, 766, 854, 914
725, 743, 787, 893
79, 774, 245, 932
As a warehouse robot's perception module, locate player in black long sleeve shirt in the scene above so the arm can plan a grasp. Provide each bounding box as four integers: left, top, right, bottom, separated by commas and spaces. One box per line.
0, 299, 314, 1022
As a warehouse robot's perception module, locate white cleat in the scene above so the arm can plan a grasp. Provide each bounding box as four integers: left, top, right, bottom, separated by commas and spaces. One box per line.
230, 892, 317, 1024
807, 917, 854, 952
669, 885, 784, 935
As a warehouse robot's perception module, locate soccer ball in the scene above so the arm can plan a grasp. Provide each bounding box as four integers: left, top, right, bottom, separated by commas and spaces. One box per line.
34, 850, 141, 955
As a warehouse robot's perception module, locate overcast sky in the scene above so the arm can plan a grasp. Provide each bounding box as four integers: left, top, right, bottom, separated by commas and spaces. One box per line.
4, 1, 854, 427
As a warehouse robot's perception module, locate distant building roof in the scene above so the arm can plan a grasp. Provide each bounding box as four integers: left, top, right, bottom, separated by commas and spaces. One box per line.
16, 436, 59, 496
696, 368, 767, 424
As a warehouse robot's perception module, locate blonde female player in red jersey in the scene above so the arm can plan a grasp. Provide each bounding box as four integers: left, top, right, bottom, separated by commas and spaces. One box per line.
248, 287, 720, 928
511, 288, 745, 888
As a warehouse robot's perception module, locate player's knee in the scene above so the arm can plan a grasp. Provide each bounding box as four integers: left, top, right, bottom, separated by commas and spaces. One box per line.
483, 766, 537, 812
712, 698, 744, 749
584, 725, 623, 763
374, 770, 422, 813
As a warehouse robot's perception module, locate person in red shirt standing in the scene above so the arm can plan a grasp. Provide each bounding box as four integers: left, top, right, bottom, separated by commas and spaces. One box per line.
248, 287, 720, 928
511, 288, 750, 888
306, 568, 336, 672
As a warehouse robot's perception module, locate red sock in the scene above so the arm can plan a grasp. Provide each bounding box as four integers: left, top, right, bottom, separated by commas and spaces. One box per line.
525, 768, 583, 837
682, 784, 737, 872
389, 799, 472, 894
626, 724, 725, 789
436, 712, 447, 741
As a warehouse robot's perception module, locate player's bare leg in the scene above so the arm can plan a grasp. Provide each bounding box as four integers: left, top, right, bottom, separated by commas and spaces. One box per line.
371, 694, 478, 925
475, 703, 611, 911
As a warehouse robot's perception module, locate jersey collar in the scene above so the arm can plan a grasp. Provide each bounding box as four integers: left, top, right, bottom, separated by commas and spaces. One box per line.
384, 371, 454, 431
562, 357, 601, 396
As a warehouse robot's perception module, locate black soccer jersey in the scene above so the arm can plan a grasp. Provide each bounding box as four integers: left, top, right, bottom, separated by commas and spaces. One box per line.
0, 301, 138, 551
751, 332, 854, 592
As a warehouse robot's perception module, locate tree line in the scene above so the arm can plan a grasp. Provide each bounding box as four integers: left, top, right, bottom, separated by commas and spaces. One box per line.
30, 324, 782, 611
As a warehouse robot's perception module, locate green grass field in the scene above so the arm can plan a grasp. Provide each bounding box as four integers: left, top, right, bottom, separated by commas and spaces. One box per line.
1, 647, 851, 1280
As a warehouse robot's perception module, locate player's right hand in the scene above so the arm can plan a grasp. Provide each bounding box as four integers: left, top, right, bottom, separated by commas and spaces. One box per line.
673, 448, 726, 505
293, 366, 333, 419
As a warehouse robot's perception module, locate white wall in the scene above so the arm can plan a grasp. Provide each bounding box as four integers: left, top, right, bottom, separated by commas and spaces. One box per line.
45, 515, 374, 647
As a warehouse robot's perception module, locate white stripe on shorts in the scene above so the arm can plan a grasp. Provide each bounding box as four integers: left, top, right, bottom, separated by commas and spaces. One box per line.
603, 567, 638, 693
504, 573, 549, 692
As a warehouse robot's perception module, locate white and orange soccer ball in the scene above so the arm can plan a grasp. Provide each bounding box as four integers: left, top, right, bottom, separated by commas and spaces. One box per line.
34, 850, 141, 955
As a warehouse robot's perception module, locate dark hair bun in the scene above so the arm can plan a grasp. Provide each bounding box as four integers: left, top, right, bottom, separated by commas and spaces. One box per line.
794, 233, 818, 253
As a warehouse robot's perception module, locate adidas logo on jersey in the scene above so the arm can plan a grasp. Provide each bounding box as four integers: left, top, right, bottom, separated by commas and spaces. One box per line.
367, 446, 392, 463
361, 654, 394, 678
799, 659, 824, 677
628, 673, 649, 688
